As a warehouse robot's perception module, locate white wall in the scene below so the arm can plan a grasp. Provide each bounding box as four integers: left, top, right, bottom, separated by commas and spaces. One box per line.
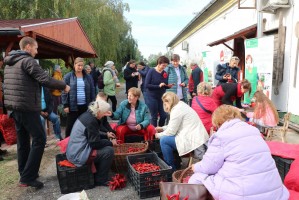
171, 1, 298, 113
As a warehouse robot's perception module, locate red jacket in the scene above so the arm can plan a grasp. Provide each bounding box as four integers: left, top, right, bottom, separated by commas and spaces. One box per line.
191, 95, 218, 134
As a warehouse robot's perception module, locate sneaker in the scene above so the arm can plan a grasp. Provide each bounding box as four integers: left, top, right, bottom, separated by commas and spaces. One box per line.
19, 180, 44, 189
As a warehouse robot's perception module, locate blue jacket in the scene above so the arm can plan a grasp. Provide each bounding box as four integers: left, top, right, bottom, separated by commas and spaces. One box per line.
165, 64, 189, 103
138, 65, 150, 91
62, 71, 95, 111
112, 99, 150, 128
215, 63, 240, 85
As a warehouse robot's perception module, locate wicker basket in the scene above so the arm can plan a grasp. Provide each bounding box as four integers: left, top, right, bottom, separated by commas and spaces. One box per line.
112, 142, 149, 171
172, 166, 194, 183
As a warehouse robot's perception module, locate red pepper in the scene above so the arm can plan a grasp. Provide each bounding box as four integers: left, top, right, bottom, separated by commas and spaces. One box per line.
183, 195, 189, 200
108, 174, 126, 191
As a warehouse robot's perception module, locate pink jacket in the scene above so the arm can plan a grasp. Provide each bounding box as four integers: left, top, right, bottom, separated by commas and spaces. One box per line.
246, 104, 278, 126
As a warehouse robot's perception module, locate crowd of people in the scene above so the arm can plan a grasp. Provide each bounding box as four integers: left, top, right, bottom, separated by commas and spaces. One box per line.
0, 36, 289, 199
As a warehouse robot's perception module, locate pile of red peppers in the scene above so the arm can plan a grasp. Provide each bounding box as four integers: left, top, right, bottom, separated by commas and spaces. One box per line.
132, 162, 161, 173
108, 174, 126, 191
127, 147, 145, 153
166, 191, 189, 200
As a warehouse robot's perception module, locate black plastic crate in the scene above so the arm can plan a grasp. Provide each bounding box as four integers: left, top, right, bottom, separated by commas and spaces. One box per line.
272, 155, 294, 181
127, 153, 172, 199
56, 154, 94, 194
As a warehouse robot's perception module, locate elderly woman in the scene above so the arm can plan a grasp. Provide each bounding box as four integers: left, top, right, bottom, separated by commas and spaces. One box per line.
62, 57, 95, 137
191, 82, 218, 134
110, 87, 155, 143
155, 92, 209, 170
188, 105, 289, 200
66, 99, 117, 186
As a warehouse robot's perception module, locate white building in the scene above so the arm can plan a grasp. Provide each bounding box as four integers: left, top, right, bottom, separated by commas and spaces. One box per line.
167, 0, 299, 125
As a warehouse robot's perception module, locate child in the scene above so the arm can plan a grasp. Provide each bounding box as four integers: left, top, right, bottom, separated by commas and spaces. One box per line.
246, 91, 279, 127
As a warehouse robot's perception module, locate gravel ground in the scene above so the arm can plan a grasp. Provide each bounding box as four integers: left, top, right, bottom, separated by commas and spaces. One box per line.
5, 83, 160, 200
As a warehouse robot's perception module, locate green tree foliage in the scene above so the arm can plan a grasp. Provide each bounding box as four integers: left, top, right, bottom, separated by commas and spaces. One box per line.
0, 0, 140, 72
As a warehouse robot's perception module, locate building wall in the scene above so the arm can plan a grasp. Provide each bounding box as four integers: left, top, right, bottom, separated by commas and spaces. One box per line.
170, 1, 299, 115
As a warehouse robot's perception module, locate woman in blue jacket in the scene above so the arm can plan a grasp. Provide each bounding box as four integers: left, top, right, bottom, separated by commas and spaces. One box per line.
62, 57, 95, 137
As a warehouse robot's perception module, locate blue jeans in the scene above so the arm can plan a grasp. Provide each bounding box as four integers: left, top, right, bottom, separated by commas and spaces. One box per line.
146, 95, 167, 127
160, 136, 177, 170
40, 112, 62, 140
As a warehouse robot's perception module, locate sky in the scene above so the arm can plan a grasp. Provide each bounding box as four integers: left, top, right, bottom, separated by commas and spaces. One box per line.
123, 0, 212, 59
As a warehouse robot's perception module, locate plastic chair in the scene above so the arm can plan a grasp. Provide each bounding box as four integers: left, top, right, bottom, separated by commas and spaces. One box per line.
266, 112, 291, 143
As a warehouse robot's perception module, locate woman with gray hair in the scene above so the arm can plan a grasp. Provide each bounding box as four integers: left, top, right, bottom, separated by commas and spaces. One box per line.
102, 61, 118, 111
191, 82, 218, 134
66, 99, 117, 186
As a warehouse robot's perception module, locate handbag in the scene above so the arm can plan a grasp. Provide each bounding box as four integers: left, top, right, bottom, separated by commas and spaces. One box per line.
160, 182, 214, 200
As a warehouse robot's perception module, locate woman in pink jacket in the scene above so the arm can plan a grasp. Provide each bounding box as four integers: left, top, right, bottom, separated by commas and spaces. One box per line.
246, 90, 279, 127
188, 105, 289, 200
191, 82, 218, 134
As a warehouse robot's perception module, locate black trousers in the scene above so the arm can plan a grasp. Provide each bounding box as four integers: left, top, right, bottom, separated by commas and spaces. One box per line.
107, 95, 117, 112
94, 146, 114, 184
65, 105, 88, 138
12, 111, 46, 182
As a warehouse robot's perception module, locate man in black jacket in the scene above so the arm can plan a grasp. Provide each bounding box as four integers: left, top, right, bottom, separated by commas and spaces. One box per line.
4, 36, 70, 189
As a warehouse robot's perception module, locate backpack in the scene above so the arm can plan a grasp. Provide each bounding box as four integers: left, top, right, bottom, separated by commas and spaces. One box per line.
97, 69, 112, 89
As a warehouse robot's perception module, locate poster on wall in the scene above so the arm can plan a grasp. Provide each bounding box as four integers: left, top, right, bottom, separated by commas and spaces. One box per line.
244, 35, 274, 103
201, 51, 214, 85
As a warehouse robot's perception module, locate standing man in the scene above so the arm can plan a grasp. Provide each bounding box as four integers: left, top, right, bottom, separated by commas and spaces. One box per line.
124, 60, 139, 94
137, 61, 149, 103
89, 61, 100, 94
215, 56, 240, 86
4, 36, 70, 189
188, 62, 203, 98
165, 54, 189, 103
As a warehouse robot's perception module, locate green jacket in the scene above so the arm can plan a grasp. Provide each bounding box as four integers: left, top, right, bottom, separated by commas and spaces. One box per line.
165, 64, 189, 103
103, 67, 115, 96
112, 99, 150, 128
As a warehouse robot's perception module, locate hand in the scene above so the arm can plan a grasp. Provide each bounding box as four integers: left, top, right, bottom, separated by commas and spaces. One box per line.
64, 107, 69, 113
132, 73, 135, 77
107, 132, 116, 139
180, 83, 185, 87
226, 74, 232, 80
191, 164, 195, 172
155, 126, 163, 133
135, 124, 142, 130
111, 139, 118, 146
155, 133, 160, 139
40, 111, 48, 118
64, 85, 70, 93
192, 92, 196, 97
159, 83, 166, 88
223, 75, 228, 80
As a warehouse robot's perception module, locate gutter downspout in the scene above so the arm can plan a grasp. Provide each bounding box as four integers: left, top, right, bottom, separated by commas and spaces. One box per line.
257, 0, 263, 38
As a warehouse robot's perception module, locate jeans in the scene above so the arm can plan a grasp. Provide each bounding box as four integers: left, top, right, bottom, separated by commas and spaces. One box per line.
146, 95, 167, 127
160, 136, 177, 170
94, 146, 114, 184
12, 111, 46, 182
40, 111, 62, 140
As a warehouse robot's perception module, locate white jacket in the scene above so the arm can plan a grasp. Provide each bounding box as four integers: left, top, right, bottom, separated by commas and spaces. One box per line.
156, 101, 209, 156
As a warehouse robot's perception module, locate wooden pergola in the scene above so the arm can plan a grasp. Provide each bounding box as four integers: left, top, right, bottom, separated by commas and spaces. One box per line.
0, 18, 98, 66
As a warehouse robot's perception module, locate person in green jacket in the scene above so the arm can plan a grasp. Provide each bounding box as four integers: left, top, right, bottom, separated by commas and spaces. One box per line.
110, 87, 156, 143
103, 61, 117, 112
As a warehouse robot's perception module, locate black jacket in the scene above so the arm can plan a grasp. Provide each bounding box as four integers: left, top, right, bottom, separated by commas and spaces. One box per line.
124, 65, 138, 94
215, 63, 240, 86
4, 50, 66, 112
42, 87, 54, 114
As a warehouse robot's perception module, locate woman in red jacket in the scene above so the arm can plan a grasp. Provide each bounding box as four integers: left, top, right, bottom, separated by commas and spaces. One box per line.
212, 79, 251, 108
191, 82, 218, 135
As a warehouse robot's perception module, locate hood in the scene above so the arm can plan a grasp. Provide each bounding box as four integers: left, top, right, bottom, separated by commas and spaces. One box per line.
4, 50, 31, 66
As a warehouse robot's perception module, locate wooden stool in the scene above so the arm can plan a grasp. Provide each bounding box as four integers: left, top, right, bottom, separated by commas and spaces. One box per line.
266, 112, 291, 143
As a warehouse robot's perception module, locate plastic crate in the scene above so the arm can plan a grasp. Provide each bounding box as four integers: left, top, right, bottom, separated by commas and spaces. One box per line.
272, 155, 294, 181
127, 153, 172, 199
56, 154, 94, 194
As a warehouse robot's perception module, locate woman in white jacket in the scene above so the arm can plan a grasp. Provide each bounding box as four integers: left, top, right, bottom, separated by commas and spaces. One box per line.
155, 92, 209, 170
